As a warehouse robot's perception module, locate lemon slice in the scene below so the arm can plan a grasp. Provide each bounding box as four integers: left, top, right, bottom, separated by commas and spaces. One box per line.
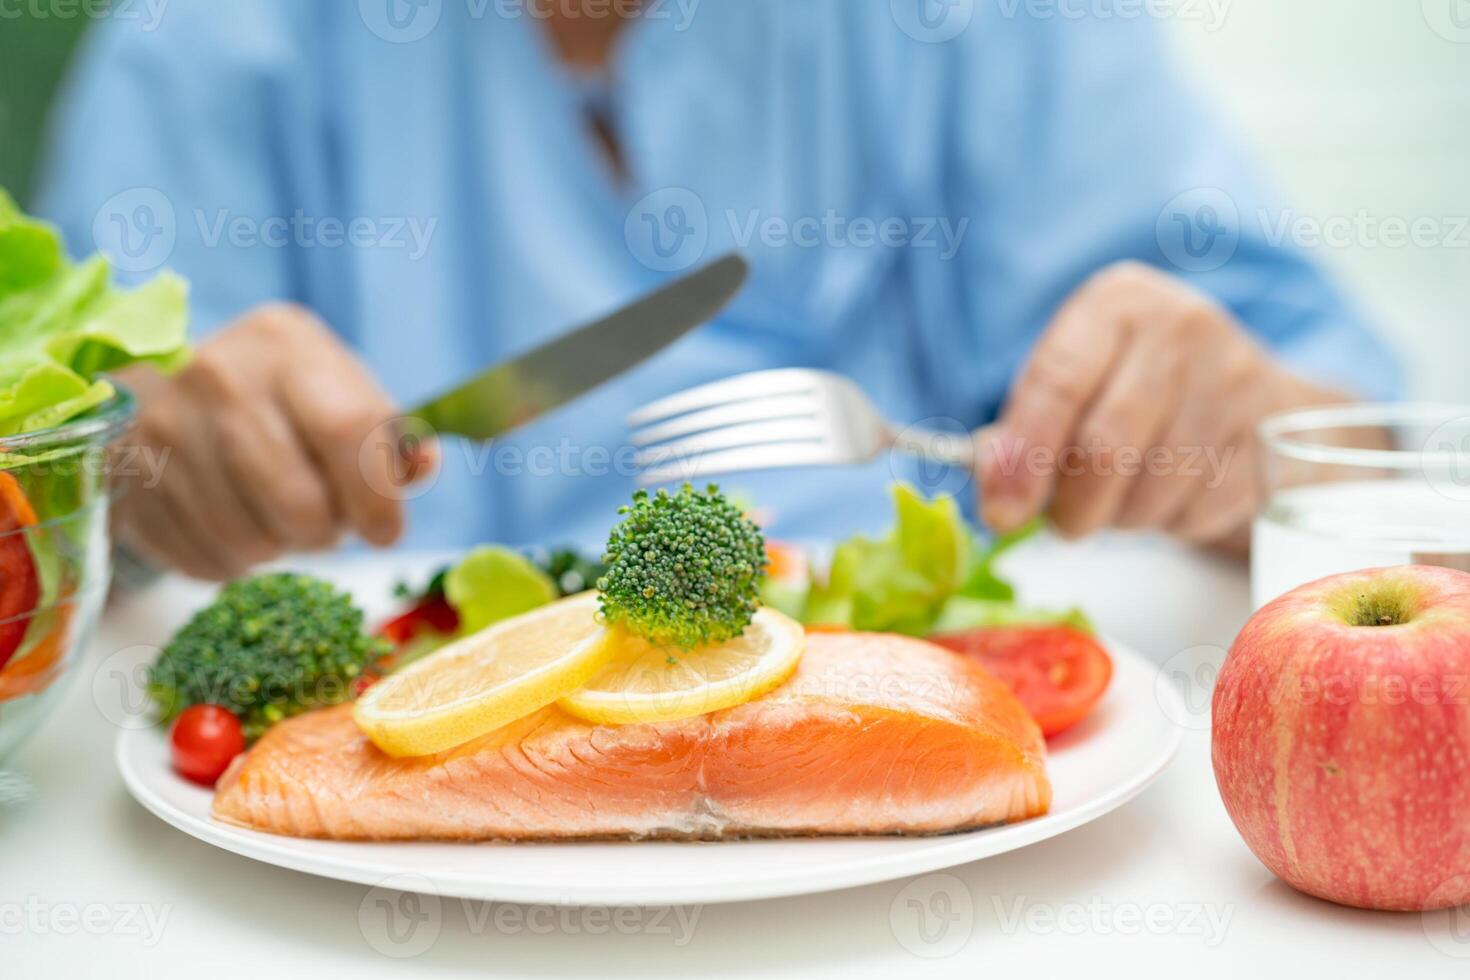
354, 592, 607, 757
558, 608, 805, 725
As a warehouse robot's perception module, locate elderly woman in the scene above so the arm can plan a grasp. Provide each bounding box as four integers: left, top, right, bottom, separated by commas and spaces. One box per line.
38, 0, 1396, 578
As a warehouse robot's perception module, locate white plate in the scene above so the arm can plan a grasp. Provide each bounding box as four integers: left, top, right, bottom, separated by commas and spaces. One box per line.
114, 559, 1184, 907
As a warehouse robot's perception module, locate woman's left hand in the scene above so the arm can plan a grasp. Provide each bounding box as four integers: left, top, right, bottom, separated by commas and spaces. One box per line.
975, 261, 1350, 550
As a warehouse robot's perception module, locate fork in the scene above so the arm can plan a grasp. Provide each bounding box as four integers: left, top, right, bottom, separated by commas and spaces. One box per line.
627, 368, 976, 485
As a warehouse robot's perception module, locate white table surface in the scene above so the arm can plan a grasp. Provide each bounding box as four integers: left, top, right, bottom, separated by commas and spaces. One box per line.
3, 534, 1465, 978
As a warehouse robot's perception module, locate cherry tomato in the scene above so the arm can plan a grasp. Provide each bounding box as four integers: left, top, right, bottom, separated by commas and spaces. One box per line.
0, 471, 40, 670
170, 704, 246, 787
377, 596, 459, 645
931, 626, 1113, 737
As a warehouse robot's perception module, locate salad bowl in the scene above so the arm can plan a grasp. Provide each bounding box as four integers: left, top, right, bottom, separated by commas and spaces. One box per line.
0, 389, 136, 761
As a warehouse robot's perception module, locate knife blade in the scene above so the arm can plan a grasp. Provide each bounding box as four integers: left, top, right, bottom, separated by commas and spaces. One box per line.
405, 253, 749, 441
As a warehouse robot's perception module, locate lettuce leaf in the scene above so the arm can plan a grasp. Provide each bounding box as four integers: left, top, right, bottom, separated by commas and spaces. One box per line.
805, 484, 977, 635
0, 189, 189, 435
794, 485, 1087, 637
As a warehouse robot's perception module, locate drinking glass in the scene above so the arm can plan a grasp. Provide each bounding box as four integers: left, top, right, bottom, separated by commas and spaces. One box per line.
1252, 403, 1470, 608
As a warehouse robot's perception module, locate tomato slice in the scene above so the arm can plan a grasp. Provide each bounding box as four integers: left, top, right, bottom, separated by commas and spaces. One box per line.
0, 605, 72, 702
930, 626, 1113, 737
0, 472, 40, 670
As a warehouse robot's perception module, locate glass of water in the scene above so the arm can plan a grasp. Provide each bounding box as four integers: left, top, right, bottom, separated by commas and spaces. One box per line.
1252, 403, 1470, 608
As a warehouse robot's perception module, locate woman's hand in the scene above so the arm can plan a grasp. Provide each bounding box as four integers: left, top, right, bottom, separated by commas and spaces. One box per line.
976, 262, 1350, 550
113, 304, 433, 580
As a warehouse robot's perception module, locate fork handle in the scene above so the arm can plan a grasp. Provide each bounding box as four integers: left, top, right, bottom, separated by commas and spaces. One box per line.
891, 426, 976, 467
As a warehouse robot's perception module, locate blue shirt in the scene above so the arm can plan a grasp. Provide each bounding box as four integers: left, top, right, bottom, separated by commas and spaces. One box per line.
37, 0, 1400, 550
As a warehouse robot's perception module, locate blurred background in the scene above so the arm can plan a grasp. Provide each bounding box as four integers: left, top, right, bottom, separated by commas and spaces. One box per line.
2, 1, 1466, 401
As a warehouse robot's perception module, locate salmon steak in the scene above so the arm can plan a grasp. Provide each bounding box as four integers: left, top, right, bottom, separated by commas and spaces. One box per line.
212, 631, 1052, 840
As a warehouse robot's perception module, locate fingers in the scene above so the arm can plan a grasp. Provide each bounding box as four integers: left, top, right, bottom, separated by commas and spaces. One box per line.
117, 482, 234, 582
112, 303, 413, 581
278, 327, 405, 547
1047, 337, 1183, 537
215, 401, 341, 550
978, 279, 1128, 530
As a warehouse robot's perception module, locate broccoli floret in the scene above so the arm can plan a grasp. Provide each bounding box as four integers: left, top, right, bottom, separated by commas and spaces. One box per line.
596, 484, 767, 648
148, 573, 390, 740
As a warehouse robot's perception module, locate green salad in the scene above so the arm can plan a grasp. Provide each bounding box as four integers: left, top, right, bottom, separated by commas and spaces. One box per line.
0, 189, 189, 436
0, 189, 190, 699
767, 483, 1091, 636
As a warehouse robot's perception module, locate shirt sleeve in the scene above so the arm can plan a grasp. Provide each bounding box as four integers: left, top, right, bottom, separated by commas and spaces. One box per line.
941, 7, 1403, 404
33, 3, 310, 339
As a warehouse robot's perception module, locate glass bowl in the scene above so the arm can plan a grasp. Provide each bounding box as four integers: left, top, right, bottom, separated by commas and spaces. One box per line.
0, 389, 135, 762
1252, 402, 1470, 608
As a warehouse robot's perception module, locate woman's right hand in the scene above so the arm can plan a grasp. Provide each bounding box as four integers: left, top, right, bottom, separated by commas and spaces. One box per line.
113, 303, 434, 580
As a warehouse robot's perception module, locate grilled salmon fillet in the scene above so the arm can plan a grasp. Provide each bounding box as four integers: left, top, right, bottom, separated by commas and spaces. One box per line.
212, 631, 1051, 840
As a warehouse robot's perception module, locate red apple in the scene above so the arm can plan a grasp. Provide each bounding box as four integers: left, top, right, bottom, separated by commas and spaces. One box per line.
1213, 564, 1470, 911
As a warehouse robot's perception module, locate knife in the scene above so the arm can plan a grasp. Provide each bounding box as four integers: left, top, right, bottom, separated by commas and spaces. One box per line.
405, 253, 749, 441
